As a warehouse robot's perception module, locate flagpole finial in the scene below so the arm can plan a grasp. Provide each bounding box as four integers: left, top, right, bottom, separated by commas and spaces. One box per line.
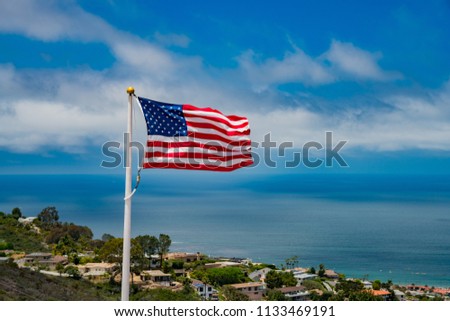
126, 87, 135, 95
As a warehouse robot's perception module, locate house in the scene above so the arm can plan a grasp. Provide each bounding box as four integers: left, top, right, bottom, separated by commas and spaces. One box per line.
277, 286, 310, 301
204, 261, 241, 269
191, 279, 218, 300
18, 217, 37, 224
23, 252, 52, 264
433, 288, 450, 297
164, 252, 201, 263
371, 290, 391, 300
41, 255, 68, 270
141, 270, 172, 287
78, 262, 116, 278
249, 267, 272, 282
362, 280, 373, 289
394, 289, 406, 301
229, 282, 266, 300
292, 271, 317, 285
324, 269, 339, 279
173, 269, 186, 277
20, 253, 68, 270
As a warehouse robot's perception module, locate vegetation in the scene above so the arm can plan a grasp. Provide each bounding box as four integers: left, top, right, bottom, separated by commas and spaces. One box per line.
132, 288, 200, 301
265, 270, 297, 289
0, 214, 47, 252
0, 262, 119, 300
221, 285, 250, 301
191, 267, 247, 287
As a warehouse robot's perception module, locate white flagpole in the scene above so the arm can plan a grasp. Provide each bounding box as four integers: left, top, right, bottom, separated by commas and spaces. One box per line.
121, 86, 135, 301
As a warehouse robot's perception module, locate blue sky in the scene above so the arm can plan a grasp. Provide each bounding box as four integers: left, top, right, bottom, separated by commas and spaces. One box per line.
0, 0, 450, 174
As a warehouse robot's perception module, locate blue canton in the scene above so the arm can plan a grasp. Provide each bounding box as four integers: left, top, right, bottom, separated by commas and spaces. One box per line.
138, 97, 188, 137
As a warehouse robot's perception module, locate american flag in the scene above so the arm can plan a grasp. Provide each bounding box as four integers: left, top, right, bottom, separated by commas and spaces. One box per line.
137, 97, 253, 171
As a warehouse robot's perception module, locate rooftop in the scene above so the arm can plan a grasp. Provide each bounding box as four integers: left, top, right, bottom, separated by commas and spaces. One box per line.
230, 282, 264, 289
141, 270, 171, 277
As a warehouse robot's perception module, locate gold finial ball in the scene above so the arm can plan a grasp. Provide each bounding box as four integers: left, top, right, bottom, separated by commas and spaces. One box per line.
126, 87, 135, 95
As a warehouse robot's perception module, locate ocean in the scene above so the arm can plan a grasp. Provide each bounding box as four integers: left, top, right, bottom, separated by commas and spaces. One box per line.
1, 172, 450, 287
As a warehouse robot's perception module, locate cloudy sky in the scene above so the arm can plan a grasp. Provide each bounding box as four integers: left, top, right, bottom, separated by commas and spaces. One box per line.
1, 0, 449, 174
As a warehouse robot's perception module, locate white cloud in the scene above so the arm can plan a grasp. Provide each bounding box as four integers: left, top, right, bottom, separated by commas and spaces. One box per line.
237, 40, 402, 91
323, 40, 402, 81
0, 0, 115, 42
0, 0, 448, 155
238, 49, 334, 91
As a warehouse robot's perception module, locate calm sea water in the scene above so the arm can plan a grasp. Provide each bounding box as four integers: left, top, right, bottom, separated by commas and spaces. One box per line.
1, 173, 450, 287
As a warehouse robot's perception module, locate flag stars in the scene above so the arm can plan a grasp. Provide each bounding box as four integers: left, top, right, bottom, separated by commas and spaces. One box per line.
139, 97, 188, 137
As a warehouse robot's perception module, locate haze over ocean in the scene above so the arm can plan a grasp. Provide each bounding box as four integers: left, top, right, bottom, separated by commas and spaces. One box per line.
2, 173, 449, 287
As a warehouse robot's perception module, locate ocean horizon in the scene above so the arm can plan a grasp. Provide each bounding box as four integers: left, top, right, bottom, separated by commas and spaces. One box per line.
1, 172, 450, 287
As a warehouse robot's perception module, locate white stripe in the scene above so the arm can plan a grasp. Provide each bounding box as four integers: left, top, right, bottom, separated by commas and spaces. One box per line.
147, 135, 251, 148
183, 109, 249, 126
148, 146, 251, 156
187, 126, 250, 142
184, 116, 250, 131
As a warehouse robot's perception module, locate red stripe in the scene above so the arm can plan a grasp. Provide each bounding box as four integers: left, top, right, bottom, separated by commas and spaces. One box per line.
147, 140, 251, 152
143, 159, 254, 172
186, 132, 251, 146
183, 112, 249, 130
182, 104, 248, 122
145, 152, 252, 161
186, 121, 250, 136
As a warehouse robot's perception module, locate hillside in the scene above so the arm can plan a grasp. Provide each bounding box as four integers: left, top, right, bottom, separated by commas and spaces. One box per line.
0, 216, 47, 253
0, 263, 119, 301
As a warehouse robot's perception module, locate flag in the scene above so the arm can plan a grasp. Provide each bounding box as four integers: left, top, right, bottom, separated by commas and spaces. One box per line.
137, 97, 253, 171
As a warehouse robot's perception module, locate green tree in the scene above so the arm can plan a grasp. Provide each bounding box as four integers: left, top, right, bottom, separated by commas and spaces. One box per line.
135, 234, 159, 267
64, 265, 81, 279
98, 237, 145, 283
130, 240, 145, 286
266, 289, 290, 301
318, 263, 326, 277
265, 270, 283, 289
99, 238, 124, 264
285, 256, 299, 269
381, 280, 393, 290
53, 235, 79, 257
335, 279, 365, 299
56, 262, 65, 276
266, 270, 297, 289
11, 208, 22, 220
37, 206, 59, 227
309, 267, 316, 274
372, 280, 381, 290
157, 234, 171, 268
203, 267, 246, 287
102, 233, 115, 242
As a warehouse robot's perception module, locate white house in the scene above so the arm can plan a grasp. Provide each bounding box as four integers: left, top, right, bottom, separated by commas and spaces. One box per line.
78, 262, 116, 278
278, 286, 310, 301
191, 279, 218, 300
292, 271, 317, 285
141, 270, 172, 287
